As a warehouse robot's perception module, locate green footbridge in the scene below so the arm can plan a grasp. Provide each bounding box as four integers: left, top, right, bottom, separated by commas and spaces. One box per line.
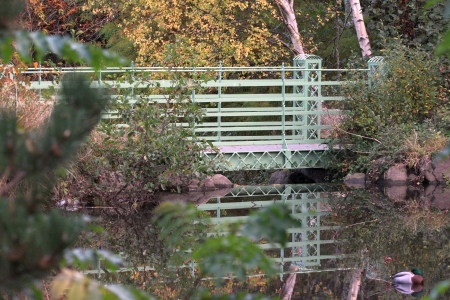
22, 55, 384, 171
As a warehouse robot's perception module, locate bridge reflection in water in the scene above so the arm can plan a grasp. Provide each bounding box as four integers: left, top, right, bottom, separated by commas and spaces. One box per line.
85, 184, 347, 280
198, 184, 345, 279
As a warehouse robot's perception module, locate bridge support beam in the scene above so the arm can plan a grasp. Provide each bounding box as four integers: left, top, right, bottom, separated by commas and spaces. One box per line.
204, 144, 329, 171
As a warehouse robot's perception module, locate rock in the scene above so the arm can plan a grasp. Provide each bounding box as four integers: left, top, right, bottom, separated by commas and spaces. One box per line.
211, 174, 234, 188
344, 173, 366, 188
166, 174, 233, 192
154, 187, 233, 206
268, 170, 292, 184
432, 155, 450, 183
383, 185, 407, 201
297, 168, 330, 183
420, 184, 435, 209
383, 163, 408, 184
431, 184, 450, 210
188, 177, 215, 191
419, 157, 436, 183
268, 169, 330, 185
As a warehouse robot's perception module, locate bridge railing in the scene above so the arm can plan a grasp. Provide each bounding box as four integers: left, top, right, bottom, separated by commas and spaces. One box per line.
20, 57, 382, 148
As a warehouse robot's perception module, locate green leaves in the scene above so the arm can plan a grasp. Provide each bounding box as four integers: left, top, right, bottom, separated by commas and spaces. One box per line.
153, 201, 297, 287
192, 235, 276, 285
95, 68, 216, 195
423, 279, 450, 299
0, 30, 128, 69
63, 248, 123, 271
436, 29, 450, 55
0, 203, 85, 290
192, 203, 298, 285
240, 203, 300, 247
425, 0, 447, 10
153, 202, 210, 265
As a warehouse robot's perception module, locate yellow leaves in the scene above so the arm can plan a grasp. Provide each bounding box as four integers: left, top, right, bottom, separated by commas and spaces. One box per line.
51, 268, 96, 300
91, 0, 285, 66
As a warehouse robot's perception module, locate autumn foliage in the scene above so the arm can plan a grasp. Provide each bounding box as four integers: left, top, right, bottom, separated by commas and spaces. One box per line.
85, 0, 291, 66
19, 0, 111, 44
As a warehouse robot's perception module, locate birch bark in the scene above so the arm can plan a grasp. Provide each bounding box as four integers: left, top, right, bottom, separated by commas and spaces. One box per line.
349, 0, 372, 57
275, 0, 304, 55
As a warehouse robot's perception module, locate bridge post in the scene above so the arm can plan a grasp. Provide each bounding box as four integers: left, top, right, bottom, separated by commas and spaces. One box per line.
367, 56, 385, 87
281, 62, 286, 149
217, 62, 222, 142
282, 63, 292, 168
130, 61, 135, 100
38, 63, 42, 100
292, 54, 323, 142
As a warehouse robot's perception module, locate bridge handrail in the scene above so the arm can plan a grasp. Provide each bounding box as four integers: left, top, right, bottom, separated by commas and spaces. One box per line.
19, 63, 377, 158
19, 66, 370, 74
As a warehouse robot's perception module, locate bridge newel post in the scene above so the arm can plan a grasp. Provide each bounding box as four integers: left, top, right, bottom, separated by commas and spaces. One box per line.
130, 61, 135, 100
218, 61, 222, 142
367, 56, 385, 87
38, 63, 42, 101
281, 62, 286, 150
98, 68, 102, 94
292, 54, 322, 141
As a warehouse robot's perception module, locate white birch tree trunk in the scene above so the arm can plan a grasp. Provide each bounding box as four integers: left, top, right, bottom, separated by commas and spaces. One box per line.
275, 0, 304, 55
349, 0, 372, 57
279, 264, 298, 300
347, 269, 363, 300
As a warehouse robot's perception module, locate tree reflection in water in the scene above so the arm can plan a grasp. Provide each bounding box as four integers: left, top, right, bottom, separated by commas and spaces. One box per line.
73, 184, 450, 299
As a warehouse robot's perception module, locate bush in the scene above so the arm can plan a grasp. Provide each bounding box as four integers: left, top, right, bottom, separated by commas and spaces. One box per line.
328, 42, 447, 176
342, 42, 441, 138
60, 67, 219, 210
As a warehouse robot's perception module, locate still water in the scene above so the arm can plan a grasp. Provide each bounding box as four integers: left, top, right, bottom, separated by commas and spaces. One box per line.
76, 183, 450, 299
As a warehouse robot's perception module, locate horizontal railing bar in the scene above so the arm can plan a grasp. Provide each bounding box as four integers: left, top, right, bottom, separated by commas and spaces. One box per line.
198, 199, 328, 210
24, 79, 347, 89
258, 240, 335, 249
200, 111, 323, 117
209, 212, 330, 224
127, 95, 345, 102
206, 226, 340, 234
272, 255, 341, 263
194, 126, 331, 133
206, 140, 328, 146
189, 120, 337, 126
21, 67, 370, 73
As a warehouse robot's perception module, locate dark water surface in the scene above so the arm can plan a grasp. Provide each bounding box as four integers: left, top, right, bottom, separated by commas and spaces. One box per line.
75, 184, 450, 299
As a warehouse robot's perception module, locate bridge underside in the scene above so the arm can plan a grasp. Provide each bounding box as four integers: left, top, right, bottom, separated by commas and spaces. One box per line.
205, 144, 333, 171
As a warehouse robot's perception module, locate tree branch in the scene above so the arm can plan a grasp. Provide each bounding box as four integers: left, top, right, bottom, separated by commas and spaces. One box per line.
0, 171, 26, 197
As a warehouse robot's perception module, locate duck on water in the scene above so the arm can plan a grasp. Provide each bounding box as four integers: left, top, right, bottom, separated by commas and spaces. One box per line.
391, 268, 424, 296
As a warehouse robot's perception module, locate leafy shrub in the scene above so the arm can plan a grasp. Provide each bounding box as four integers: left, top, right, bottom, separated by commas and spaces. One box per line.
328, 42, 446, 176
67, 67, 219, 210
366, 0, 449, 52
342, 42, 441, 138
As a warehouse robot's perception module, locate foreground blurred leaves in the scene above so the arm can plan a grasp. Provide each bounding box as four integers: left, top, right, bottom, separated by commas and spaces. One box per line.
155, 201, 299, 289
51, 269, 154, 300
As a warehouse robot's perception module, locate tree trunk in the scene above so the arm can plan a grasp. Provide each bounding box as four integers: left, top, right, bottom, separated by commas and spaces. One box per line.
275, 0, 304, 55
279, 264, 298, 300
349, 0, 372, 58
347, 269, 363, 300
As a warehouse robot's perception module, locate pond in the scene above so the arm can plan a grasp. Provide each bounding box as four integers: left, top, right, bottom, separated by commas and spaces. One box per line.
73, 183, 450, 299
